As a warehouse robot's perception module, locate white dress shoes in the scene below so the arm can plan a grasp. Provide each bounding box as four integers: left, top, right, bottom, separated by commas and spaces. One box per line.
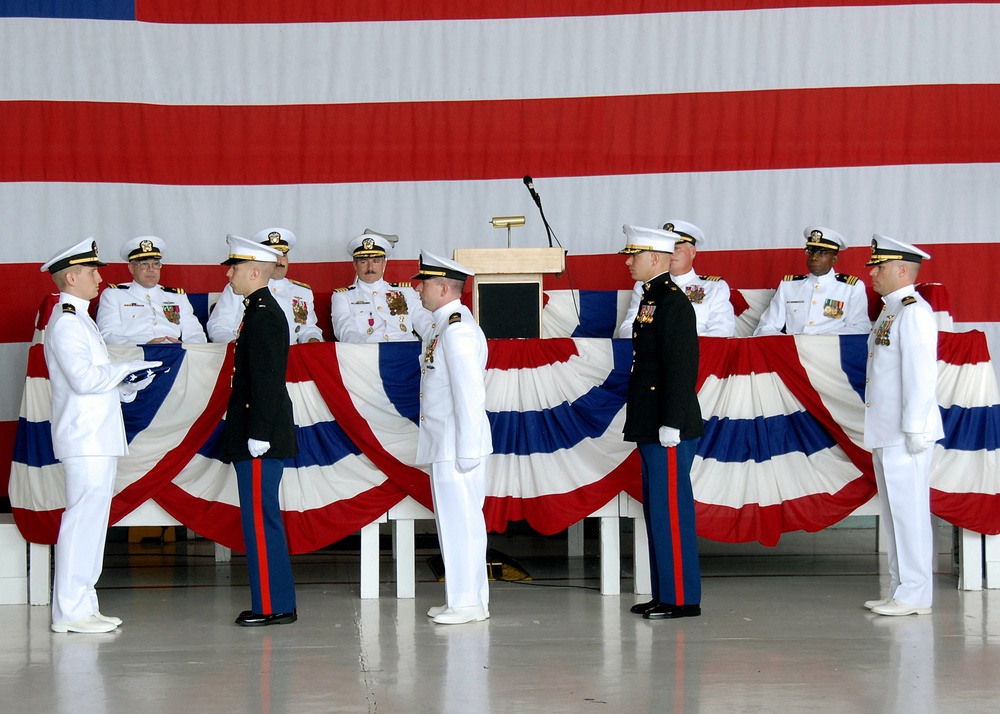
870, 599, 932, 617
863, 597, 891, 610
51, 615, 118, 634
431, 604, 490, 625
96, 612, 122, 626
427, 604, 448, 618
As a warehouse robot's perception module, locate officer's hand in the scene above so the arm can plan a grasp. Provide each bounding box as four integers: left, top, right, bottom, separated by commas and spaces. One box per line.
658, 426, 681, 448
904, 432, 929, 455
248, 438, 271, 458
119, 374, 154, 396
456, 457, 480, 473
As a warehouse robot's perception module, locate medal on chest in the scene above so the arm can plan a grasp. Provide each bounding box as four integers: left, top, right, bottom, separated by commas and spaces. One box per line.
685, 285, 705, 304
637, 303, 656, 324
162, 303, 180, 324
292, 297, 308, 324
874, 315, 894, 346
386, 291, 409, 317
424, 337, 438, 366
823, 299, 845, 319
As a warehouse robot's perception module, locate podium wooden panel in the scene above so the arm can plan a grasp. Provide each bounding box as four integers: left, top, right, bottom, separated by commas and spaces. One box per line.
452, 248, 565, 338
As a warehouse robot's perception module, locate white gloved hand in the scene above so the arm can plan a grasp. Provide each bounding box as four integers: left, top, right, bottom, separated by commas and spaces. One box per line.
247, 438, 271, 458
904, 432, 929, 455
119, 374, 155, 397
456, 457, 481, 474
658, 426, 681, 448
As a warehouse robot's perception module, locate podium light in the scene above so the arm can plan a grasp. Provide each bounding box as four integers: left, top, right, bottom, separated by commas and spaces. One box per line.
491, 215, 526, 248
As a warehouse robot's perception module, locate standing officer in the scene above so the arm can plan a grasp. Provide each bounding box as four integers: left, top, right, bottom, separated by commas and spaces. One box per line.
619, 225, 705, 620
754, 226, 871, 336
331, 230, 429, 342
413, 251, 493, 625
863, 235, 942, 617
618, 220, 735, 337
41, 238, 161, 634
220, 234, 300, 626
97, 236, 207, 344
208, 227, 323, 344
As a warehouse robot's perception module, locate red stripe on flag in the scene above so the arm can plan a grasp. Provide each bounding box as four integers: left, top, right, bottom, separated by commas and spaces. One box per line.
5, 85, 998, 185
486, 338, 580, 370
135, 0, 972, 24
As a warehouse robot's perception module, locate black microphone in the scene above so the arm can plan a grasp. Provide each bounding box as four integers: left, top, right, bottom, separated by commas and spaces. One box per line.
523, 175, 541, 207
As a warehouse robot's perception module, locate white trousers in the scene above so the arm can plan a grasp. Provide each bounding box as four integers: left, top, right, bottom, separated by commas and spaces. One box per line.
430, 460, 489, 610
53, 456, 117, 623
873, 444, 934, 608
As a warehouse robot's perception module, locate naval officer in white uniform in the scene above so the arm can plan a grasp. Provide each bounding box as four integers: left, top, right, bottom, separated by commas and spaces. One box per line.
330, 230, 430, 342
41, 238, 161, 634
754, 226, 871, 336
413, 251, 493, 625
97, 236, 207, 344
207, 227, 323, 344
618, 219, 735, 338
862, 235, 943, 617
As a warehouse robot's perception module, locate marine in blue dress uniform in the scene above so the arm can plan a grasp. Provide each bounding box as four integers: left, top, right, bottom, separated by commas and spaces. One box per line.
219, 234, 300, 626
619, 225, 705, 620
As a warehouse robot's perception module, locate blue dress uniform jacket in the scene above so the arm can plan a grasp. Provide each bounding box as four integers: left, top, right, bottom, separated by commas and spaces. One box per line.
221, 287, 299, 462
754, 271, 870, 336
624, 272, 704, 443
623, 271, 704, 609
97, 281, 207, 344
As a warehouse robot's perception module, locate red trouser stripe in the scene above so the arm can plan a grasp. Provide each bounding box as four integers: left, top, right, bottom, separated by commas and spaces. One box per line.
252, 458, 271, 614
667, 447, 685, 605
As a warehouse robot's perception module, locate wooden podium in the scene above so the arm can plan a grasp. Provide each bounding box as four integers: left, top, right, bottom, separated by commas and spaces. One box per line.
452, 247, 566, 338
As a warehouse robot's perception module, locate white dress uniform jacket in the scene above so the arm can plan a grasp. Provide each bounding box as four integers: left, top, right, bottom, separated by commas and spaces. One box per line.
754, 271, 871, 336
330, 277, 428, 343
208, 278, 323, 344
619, 272, 736, 338
864, 285, 944, 448
97, 282, 207, 344
45, 293, 139, 459
415, 300, 493, 465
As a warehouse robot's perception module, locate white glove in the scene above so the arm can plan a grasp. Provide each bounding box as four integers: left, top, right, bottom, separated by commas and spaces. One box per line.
658, 426, 681, 449
904, 432, 929, 455
456, 457, 481, 474
119, 374, 154, 398
247, 438, 271, 458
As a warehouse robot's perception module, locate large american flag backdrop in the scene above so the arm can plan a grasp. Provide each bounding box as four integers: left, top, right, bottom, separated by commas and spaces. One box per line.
2, 1, 999, 513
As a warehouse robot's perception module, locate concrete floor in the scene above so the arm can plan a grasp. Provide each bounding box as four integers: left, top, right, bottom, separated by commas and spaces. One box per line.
2, 524, 999, 714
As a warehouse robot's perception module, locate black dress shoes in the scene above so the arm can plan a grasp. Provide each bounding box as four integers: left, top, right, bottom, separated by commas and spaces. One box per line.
643, 603, 701, 620
235, 609, 298, 626
629, 599, 660, 615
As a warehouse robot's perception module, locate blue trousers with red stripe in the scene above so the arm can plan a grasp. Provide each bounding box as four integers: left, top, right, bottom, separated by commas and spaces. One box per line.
235, 458, 296, 615
638, 439, 701, 606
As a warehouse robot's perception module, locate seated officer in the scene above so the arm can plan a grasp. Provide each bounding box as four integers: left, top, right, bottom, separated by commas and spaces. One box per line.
754, 226, 871, 336
330, 230, 430, 342
97, 236, 207, 344
618, 220, 735, 337
208, 227, 323, 344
